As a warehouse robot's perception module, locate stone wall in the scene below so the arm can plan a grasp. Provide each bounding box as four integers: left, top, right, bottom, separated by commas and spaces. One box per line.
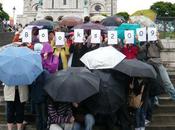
161, 39, 175, 65
0, 32, 14, 47
160, 39, 175, 75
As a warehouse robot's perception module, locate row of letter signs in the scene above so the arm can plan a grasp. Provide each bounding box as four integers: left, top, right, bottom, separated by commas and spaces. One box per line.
22, 27, 157, 45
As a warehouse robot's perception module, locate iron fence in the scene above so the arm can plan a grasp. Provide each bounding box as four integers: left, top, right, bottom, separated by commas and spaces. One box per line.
156, 17, 175, 39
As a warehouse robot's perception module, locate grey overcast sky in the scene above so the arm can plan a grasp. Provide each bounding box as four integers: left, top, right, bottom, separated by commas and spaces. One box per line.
2, 0, 175, 17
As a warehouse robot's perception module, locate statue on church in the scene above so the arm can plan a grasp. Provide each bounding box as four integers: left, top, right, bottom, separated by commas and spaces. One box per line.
83, 0, 89, 16
38, 0, 43, 6
84, 0, 89, 7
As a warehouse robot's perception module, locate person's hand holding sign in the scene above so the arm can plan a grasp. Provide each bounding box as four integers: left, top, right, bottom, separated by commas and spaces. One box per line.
148, 27, 157, 41
39, 29, 48, 42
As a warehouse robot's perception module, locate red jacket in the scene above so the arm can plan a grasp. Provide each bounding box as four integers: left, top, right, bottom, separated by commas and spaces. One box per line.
121, 44, 138, 59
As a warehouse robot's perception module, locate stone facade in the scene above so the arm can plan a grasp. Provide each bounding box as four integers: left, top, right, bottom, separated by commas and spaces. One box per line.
17, 0, 117, 25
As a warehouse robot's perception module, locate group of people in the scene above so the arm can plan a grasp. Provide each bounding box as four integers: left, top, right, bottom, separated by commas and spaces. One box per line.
3, 15, 175, 130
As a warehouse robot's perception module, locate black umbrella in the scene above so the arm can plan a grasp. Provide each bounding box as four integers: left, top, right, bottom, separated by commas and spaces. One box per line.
44, 67, 100, 102
113, 59, 157, 78
101, 16, 125, 26
29, 19, 54, 31
85, 70, 125, 114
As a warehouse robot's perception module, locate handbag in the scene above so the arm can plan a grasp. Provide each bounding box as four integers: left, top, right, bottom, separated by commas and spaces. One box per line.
128, 79, 145, 108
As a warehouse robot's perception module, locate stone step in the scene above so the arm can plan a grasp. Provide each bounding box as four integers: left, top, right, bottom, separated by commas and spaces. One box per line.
151, 113, 175, 124
153, 104, 175, 114
0, 96, 4, 104
159, 98, 175, 105
146, 124, 175, 130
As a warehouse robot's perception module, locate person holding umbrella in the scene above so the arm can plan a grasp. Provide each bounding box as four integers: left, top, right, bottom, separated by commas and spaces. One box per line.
47, 98, 74, 130
0, 46, 43, 130
4, 85, 29, 130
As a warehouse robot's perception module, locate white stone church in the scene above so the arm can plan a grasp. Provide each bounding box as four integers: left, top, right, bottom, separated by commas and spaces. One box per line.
17, 0, 117, 25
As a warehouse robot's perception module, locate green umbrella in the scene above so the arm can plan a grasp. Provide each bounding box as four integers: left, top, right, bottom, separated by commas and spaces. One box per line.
116, 23, 141, 44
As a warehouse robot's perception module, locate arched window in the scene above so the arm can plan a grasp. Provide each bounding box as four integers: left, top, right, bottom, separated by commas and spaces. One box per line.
63, 0, 66, 5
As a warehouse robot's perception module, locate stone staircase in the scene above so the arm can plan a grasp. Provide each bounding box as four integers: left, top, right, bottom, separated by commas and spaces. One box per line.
146, 39, 175, 130
0, 39, 175, 130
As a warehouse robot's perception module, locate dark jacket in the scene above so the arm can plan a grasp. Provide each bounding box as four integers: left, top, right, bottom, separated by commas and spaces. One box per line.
147, 40, 163, 58
69, 43, 88, 67
31, 70, 50, 103
138, 40, 163, 64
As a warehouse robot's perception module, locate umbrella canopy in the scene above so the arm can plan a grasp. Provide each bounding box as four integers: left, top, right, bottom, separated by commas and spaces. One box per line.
72, 22, 107, 31
0, 47, 43, 86
80, 46, 126, 69
130, 15, 157, 27
90, 15, 106, 22
29, 19, 54, 31
116, 23, 141, 42
101, 16, 125, 26
59, 16, 83, 26
85, 70, 125, 114
113, 59, 157, 78
44, 67, 100, 102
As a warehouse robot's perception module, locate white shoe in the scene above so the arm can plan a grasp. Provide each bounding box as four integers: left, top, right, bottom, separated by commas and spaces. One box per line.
145, 119, 151, 126
140, 127, 145, 130
135, 128, 140, 130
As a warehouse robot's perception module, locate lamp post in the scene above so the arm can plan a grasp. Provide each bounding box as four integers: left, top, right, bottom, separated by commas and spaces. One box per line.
111, 0, 113, 16
13, 6, 16, 25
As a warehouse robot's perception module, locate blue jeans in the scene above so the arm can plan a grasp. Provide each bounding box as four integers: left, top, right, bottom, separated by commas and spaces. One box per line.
134, 108, 145, 128
146, 96, 155, 121
72, 114, 95, 130
158, 64, 175, 100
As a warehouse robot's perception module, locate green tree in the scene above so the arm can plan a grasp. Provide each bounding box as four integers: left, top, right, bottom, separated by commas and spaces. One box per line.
116, 12, 129, 21
0, 3, 9, 20
150, 2, 175, 17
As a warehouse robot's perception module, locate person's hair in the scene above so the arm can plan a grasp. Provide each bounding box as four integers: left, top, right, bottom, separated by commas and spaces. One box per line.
32, 27, 39, 36
84, 16, 90, 23
58, 16, 63, 21
48, 30, 55, 35
45, 16, 53, 21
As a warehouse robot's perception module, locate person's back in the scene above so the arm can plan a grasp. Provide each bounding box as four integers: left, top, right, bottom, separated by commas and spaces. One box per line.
147, 40, 163, 60
146, 39, 175, 102
47, 99, 74, 130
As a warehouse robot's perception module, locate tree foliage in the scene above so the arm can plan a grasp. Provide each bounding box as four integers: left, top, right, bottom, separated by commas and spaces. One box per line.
116, 12, 129, 21
150, 1, 175, 17
0, 3, 9, 20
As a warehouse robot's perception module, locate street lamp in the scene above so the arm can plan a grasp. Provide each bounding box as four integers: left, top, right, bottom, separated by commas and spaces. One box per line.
111, 0, 113, 16
12, 6, 16, 25
13, 6, 16, 17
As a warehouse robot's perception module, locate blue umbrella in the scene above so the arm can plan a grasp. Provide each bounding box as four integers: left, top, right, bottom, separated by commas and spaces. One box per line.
0, 47, 43, 86
116, 23, 141, 44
